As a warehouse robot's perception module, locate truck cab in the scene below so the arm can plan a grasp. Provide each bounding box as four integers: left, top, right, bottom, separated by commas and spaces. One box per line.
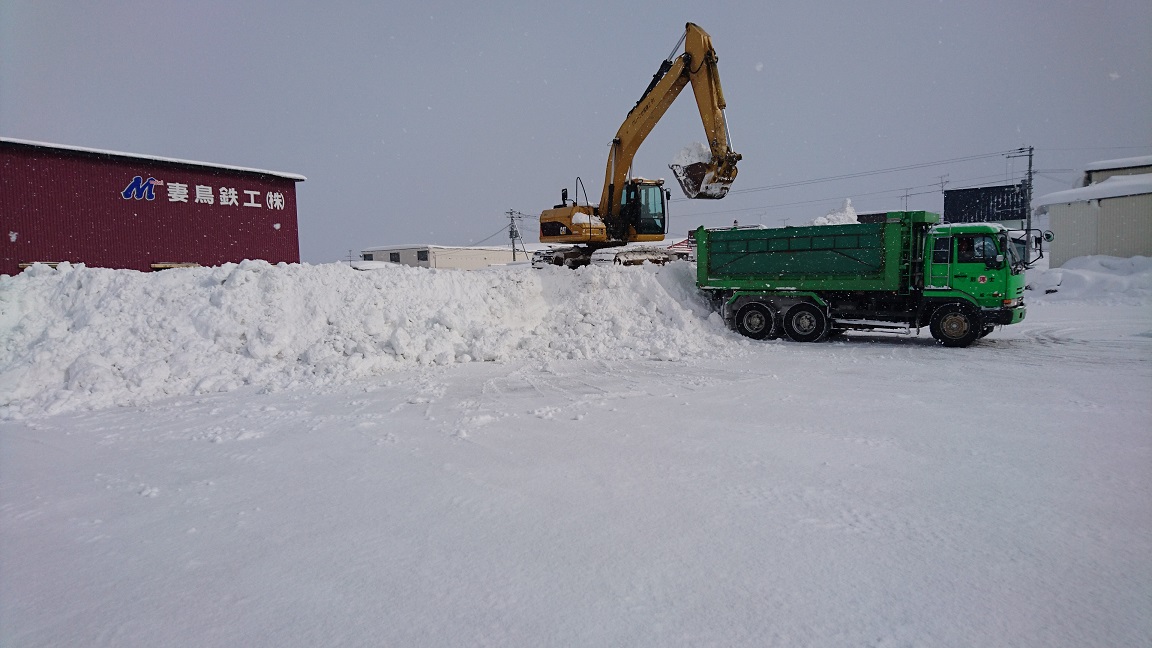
924, 223, 1027, 327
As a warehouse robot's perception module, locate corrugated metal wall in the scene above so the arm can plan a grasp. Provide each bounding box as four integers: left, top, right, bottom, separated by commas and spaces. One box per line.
1, 143, 301, 275
1049, 203, 1099, 267
1098, 195, 1152, 258
1049, 195, 1152, 267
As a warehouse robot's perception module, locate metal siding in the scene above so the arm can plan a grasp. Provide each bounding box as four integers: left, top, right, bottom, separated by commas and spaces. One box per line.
1097, 195, 1152, 259
1048, 196, 1151, 267
1049, 203, 1098, 267
432, 248, 516, 270
2, 143, 300, 275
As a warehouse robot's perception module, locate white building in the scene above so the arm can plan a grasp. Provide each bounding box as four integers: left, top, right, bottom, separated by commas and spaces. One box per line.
359, 244, 529, 270
1083, 155, 1152, 184
1034, 156, 1152, 268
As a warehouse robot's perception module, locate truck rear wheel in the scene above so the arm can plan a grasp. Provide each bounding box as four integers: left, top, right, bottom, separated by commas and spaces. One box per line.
930, 304, 982, 347
734, 303, 774, 340
783, 303, 828, 342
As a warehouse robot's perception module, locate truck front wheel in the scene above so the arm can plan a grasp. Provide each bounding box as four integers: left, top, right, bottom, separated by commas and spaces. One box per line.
930, 305, 982, 347
735, 303, 774, 340
783, 303, 828, 342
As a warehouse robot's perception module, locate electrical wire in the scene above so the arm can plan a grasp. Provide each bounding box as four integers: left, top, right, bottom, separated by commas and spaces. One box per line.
719, 150, 1015, 197
1036, 146, 1152, 152
468, 224, 512, 246
672, 168, 1053, 222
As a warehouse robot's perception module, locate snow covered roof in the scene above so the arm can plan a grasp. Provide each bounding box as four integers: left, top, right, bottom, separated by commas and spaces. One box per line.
0, 137, 307, 181
1082, 155, 1152, 172
361, 243, 536, 252
1034, 173, 1152, 214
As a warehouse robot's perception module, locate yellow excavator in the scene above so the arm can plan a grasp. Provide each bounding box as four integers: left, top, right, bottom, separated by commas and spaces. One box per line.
537, 22, 741, 267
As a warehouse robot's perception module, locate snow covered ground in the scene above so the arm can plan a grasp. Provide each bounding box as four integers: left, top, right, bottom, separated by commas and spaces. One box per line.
2, 256, 1150, 647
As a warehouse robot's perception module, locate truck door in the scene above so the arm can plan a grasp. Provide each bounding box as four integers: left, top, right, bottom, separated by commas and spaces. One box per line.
951, 234, 1000, 301
926, 236, 952, 289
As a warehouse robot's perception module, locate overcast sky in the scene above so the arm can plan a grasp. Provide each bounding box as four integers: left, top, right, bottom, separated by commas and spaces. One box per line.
3, 1, 1150, 262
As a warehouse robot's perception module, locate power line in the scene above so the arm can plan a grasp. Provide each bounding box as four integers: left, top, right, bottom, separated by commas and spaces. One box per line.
676, 170, 1037, 220
1035, 146, 1152, 152
716, 150, 1016, 197
468, 224, 511, 246
668, 149, 1047, 221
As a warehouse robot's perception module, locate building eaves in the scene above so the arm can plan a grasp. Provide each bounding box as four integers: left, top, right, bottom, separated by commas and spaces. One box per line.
0, 137, 306, 181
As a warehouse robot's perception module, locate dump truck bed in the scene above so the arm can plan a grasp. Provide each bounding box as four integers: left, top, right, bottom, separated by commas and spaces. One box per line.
695, 211, 938, 293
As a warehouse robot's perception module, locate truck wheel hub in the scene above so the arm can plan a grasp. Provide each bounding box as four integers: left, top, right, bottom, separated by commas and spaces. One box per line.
743, 311, 766, 333
792, 313, 816, 334
940, 313, 970, 338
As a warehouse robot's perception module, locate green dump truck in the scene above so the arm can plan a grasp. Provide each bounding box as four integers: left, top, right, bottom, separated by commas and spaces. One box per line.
694, 211, 1027, 347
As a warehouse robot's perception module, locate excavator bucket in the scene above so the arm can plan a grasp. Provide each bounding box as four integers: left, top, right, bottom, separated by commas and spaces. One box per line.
671, 161, 732, 199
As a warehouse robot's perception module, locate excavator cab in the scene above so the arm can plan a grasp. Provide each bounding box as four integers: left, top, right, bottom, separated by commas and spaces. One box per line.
621, 179, 668, 238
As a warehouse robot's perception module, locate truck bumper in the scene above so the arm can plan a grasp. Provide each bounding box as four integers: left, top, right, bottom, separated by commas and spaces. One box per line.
984, 305, 1026, 325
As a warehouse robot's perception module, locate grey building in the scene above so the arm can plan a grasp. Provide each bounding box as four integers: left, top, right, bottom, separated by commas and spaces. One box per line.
1034, 156, 1152, 267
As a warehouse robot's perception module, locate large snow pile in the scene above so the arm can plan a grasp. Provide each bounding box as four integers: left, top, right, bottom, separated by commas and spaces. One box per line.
810, 198, 858, 225
0, 261, 731, 419
1028, 255, 1152, 304
3, 255, 1150, 420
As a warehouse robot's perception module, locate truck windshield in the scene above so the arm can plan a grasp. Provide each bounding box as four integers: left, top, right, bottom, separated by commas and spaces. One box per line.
1002, 233, 1024, 270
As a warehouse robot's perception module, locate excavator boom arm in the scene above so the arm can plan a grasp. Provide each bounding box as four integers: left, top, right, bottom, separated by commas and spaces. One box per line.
600, 22, 740, 213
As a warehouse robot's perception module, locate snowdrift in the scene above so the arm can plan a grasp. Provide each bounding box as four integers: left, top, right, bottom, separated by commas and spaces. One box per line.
0, 261, 730, 418
1027, 255, 1152, 304
2, 255, 1149, 419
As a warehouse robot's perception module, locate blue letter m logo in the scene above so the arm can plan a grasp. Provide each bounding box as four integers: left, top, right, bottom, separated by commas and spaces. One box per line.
122, 176, 156, 200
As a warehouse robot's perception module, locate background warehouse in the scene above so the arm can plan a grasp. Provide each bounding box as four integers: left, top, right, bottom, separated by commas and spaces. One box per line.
1, 138, 304, 276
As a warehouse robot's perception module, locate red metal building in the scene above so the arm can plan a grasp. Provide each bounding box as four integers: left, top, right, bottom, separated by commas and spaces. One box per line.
1, 138, 305, 276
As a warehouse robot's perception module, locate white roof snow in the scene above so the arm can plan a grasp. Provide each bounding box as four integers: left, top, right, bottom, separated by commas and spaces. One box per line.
1082, 155, 1152, 172
0, 137, 306, 181
1033, 173, 1152, 214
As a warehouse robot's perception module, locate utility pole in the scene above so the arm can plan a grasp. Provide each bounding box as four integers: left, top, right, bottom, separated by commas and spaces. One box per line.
1007, 146, 1035, 263
506, 210, 528, 262
1026, 146, 1034, 262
